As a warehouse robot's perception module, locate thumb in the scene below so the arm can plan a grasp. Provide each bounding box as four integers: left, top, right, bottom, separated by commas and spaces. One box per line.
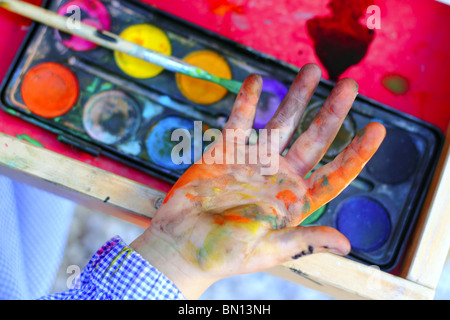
262, 225, 351, 264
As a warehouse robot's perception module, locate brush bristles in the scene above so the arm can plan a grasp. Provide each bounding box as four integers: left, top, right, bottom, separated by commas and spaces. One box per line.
219, 78, 242, 95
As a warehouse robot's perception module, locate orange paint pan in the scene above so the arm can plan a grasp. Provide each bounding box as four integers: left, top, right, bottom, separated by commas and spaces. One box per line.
20, 62, 79, 118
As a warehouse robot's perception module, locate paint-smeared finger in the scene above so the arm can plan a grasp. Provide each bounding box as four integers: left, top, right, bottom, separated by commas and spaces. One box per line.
305, 122, 386, 214
263, 63, 321, 153
285, 78, 359, 177
249, 225, 350, 269
223, 74, 262, 142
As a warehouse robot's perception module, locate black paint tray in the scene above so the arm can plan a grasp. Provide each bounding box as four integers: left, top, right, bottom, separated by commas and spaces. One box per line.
0, 0, 444, 271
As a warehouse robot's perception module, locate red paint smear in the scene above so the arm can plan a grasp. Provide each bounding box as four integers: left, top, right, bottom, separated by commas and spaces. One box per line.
307, 0, 375, 81
0, 0, 42, 27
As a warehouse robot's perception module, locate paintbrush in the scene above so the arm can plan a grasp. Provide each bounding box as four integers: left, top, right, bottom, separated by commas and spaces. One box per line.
0, 0, 243, 94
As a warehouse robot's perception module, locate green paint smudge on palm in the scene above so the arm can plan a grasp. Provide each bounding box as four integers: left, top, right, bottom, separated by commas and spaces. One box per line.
302, 195, 311, 214
300, 204, 328, 226
198, 226, 233, 270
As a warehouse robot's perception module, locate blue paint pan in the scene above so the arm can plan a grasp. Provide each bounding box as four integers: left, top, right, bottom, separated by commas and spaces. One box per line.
145, 116, 202, 172
336, 196, 391, 252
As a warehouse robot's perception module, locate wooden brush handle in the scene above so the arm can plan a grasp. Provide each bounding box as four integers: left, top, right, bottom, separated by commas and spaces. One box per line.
0, 0, 210, 77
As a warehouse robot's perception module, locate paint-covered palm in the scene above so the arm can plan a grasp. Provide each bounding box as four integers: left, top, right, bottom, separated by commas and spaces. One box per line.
130, 63, 386, 299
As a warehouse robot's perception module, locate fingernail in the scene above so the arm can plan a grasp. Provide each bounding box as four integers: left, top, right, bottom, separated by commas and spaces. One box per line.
327, 247, 349, 256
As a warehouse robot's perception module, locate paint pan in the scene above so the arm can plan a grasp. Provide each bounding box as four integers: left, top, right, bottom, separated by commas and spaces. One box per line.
298, 100, 356, 160
366, 126, 419, 184
82, 90, 141, 145
254, 78, 288, 130
175, 50, 232, 105
335, 196, 391, 252
145, 116, 206, 172
55, 0, 111, 51
0, 0, 443, 271
20, 62, 79, 118
114, 23, 172, 79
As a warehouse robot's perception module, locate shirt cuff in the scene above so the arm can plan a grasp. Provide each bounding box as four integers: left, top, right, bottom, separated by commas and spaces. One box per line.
74, 236, 185, 300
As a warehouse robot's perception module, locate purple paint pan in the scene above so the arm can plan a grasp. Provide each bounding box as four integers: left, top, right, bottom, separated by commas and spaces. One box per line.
254, 78, 288, 129
56, 0, 111, 51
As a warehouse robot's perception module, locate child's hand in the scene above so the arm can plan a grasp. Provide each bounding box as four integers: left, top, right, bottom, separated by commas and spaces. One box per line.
131, 63, 386, 299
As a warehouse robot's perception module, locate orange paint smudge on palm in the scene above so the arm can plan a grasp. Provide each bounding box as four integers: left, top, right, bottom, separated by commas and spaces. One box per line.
214, 213, 251, 226
163, 165, 225, 204
226, 215, 251, 224
213, 216, 226, 225
269, 206, 278, 216
185, 193, 197, 202
275, 190, 299, 209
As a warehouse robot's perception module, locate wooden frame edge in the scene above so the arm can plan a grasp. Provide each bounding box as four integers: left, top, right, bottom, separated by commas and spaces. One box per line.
400, 125, 450, 289
0, 132, 160, 228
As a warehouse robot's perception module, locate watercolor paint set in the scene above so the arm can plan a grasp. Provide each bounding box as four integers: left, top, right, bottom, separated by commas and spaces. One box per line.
0, 0, 443, 271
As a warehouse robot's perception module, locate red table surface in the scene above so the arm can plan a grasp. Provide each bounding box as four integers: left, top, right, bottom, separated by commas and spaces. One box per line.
0, 0, 449, 192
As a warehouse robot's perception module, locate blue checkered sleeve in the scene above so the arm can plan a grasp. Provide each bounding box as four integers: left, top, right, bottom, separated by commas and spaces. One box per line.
40, 236, 185, 300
